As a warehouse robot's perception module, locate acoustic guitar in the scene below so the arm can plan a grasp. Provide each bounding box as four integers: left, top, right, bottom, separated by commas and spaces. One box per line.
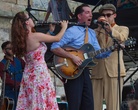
0, 60, 14, 110
54, 38, 136, 79
0, 97, 14, 110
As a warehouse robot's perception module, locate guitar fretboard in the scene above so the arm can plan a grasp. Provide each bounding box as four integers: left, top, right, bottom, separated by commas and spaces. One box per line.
88, 45, 115, 57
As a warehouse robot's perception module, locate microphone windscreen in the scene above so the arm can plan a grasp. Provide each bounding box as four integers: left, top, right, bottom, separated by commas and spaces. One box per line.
93, 19, 98, 24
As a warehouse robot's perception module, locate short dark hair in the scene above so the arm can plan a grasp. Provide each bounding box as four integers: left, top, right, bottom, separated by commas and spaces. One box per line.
1, 41, 11, 50
75, 4, 90, 19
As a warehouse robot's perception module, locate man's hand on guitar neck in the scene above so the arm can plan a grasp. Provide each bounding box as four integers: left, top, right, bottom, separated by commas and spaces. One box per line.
120, 44, 125, 48
114, 41, 125, 51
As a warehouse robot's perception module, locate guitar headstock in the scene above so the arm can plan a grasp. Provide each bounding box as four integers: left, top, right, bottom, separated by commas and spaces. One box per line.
125, 37, 137, 51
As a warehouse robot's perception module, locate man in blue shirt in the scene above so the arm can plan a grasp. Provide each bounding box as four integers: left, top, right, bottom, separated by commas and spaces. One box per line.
51, 4, 111, 110
0, 41, 25, 110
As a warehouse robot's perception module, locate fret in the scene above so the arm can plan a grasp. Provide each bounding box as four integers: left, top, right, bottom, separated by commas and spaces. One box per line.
106, 48, 109, 51
100, 49, 104, 53
105, 48, 107, 52
88, 51, 95, 58
96, 50, 101, 55
92, 51, 97, 57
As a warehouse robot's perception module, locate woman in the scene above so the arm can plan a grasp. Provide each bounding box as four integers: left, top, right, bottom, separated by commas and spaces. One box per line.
11, 11, 68, 110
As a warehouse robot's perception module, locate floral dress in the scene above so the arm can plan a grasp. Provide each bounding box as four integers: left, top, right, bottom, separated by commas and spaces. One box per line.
16, 43, 59, 110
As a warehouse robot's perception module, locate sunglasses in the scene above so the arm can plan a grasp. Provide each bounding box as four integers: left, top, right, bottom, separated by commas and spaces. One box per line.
101, 13, 114, 17
25, 16, 31, 21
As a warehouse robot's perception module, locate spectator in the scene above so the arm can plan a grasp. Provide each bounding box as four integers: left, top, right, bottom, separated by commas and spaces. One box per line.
0, 41, 25, 110
45, 0, 74, 21
117, 0, 138, 9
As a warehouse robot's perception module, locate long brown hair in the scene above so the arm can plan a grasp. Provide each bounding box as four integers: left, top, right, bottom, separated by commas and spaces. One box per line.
11, 11, 29, 58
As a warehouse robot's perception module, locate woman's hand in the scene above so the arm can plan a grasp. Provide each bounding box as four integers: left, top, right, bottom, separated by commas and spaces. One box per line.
60, 20, 68, 30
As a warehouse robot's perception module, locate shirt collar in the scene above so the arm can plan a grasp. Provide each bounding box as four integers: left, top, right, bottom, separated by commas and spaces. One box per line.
77, 26, 87, 32
4, 56, 14, 62
111, 23, 116, 27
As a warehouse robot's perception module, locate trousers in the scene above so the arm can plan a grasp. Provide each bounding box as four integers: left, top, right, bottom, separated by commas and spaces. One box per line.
64, 68, 94, 110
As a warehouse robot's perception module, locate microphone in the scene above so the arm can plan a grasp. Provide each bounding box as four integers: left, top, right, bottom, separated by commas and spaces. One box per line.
35, 21, 86, 27
93, 19, 108, 26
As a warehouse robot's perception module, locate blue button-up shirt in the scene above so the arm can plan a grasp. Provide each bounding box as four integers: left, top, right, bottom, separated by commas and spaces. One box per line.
51, 26, 111, 59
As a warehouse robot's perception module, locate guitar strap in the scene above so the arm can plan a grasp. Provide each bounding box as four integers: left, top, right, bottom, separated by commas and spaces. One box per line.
84, 27, 88, 44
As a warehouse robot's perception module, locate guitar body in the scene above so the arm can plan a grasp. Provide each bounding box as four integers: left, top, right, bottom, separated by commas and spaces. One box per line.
6, 97, 14, 110
0, 97, 14, 110
0, 101, 6, 110
54, 43, 97, 79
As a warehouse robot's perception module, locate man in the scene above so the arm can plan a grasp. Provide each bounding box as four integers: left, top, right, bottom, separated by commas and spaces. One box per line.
91, 4, 129, 110
51, 4, 112, 110
45, 0, 74, 21
0, 41, 25, 109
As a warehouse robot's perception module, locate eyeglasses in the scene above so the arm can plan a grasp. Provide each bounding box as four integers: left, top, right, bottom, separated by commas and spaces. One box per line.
101, 13, 114, 17
25, 16, 31, 21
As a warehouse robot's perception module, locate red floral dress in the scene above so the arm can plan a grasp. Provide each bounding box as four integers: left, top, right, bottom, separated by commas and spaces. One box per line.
16, 43, 59, 110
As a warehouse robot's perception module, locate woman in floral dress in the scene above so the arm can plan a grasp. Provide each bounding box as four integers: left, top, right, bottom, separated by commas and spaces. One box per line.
11, 11, 68, 110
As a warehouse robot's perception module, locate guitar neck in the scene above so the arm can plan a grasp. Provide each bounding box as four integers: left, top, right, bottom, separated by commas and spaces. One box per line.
89, 45, 115, 57
88, 37, 136, 57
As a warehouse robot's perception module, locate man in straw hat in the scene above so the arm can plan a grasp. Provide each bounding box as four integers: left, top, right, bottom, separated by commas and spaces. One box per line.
91, 3, 129, 110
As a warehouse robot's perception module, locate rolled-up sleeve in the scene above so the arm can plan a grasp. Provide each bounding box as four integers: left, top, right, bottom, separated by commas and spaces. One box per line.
51, 29, 73, 50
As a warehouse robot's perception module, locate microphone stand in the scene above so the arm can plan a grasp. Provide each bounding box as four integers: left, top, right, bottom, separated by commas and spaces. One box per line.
26, 0, 46, 21
102, 25, 136, 110
92, 0, 102, 12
